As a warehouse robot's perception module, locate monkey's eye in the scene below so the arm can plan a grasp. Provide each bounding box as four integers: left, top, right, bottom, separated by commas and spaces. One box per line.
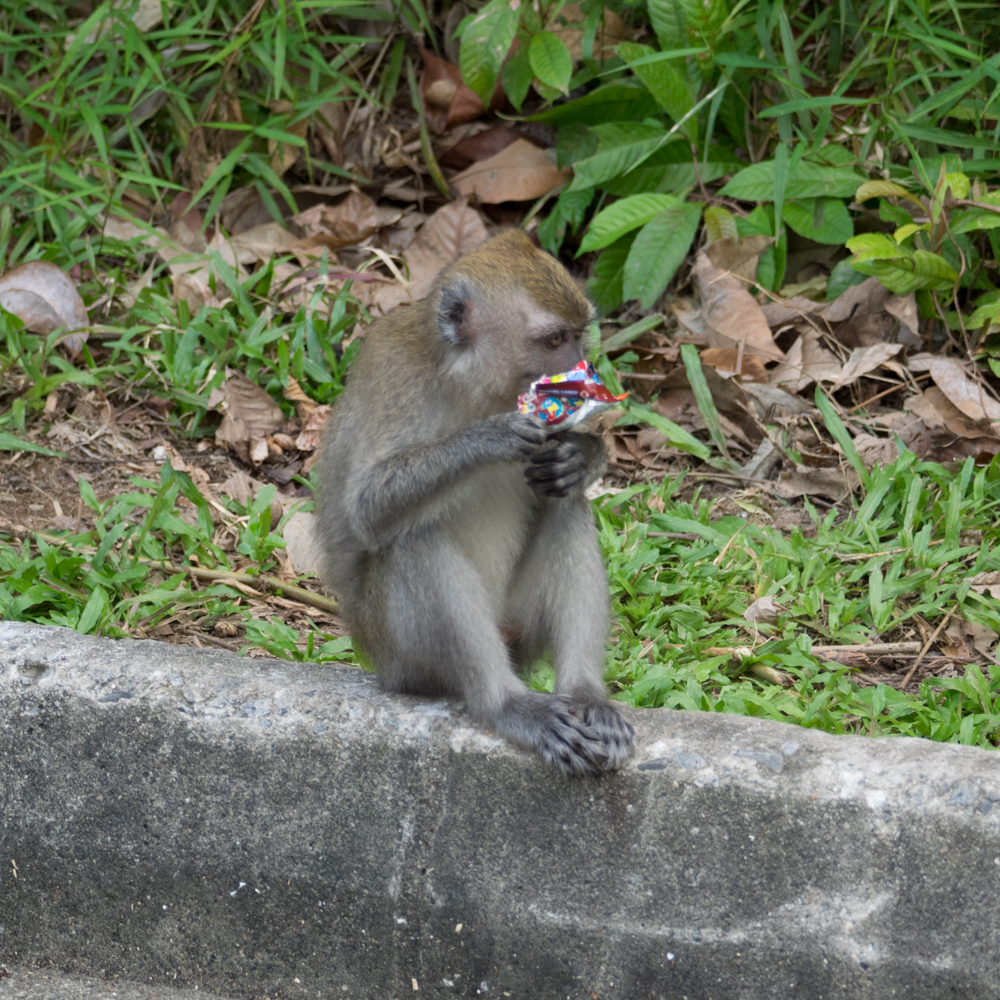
545, 330, 569, 349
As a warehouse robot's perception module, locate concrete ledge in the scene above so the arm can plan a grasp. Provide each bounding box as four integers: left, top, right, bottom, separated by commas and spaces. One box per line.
2, 622, 1000, 999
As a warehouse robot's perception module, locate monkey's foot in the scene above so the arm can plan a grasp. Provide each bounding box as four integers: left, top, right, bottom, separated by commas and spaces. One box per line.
577, 700, 635, 771
494, 693, 627, 777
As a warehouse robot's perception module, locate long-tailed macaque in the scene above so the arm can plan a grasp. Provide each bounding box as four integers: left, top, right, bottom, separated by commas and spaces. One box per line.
317, 229, 634, 775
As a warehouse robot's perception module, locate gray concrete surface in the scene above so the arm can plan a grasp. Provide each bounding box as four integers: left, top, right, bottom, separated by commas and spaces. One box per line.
2, 621, 1000, 1000
0, 964, 235, 999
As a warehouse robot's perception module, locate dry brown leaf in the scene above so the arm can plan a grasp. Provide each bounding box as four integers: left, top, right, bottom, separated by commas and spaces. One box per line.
670, 298, 707, 342
440, 127, 525, 170
772, 464, 860, 499
693, 251, 784, 362
831, 342, 903, 390
228, 222, 298, 264
420, 48, 502, 131
744, 596, 782, 625
283, 376, 316, 420
769, 330, 841, 392
0, 260, 89, 355
851, 432, 898, 468
291, 192, 380, 247
209, 371, 286, 465
451, 139, 569, 204
699, 347, 768, 382
294, 404, 333, 451
704, 235, 773, 283
362, 198, 487, 315
905, 387, 991, 440
928, 358, 1000, 433
283, 511, 324, 575
968, 571, 1000, 601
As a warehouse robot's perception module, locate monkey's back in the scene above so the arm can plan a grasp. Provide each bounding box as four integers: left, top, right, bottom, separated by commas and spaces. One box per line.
316, 305, 534, 615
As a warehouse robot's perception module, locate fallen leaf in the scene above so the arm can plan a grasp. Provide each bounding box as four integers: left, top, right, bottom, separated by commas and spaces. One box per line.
928, 358, 1000, 432
451, 139, 570, 204
769, 330, 841, 392
968, 571, 1000, 600
693, 251, 784, 362
831, 342, 903, 389
283, 376, 316, 420
363, 198, 487, 314
283, 511, 324, 575
699, 347, 769, 382
0, 261, 89, 355
744, 596, 782, 625
906, 386, 995, 440
209, 371, 286, 465
291, 191, 381, 247
420, 48, 502, 131
440, 127, 526, 170
851, 432, 898, 468
772, 464, 859, 499
704, 235, 773, 283
294, 404, 333, 451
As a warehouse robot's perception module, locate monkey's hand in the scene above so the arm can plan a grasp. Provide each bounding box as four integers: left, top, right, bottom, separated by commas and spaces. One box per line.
524, 431, 607, 499
478, 411, 548, 461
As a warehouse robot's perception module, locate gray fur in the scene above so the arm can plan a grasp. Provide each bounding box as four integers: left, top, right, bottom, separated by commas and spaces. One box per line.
317, 230, 635, 776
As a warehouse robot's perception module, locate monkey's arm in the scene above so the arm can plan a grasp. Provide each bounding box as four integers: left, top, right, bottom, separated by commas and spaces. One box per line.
349, 411, 546, 543
524, 430, 607, 499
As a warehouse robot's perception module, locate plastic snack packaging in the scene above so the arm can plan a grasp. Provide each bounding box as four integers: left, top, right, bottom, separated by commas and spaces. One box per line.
517, 360, 628, 430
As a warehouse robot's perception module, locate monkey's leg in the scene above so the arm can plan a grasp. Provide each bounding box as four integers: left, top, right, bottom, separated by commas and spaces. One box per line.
377, 537, 613, 776
506, 499, 635, 770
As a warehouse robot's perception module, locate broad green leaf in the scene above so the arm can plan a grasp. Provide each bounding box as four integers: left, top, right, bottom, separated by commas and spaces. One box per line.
529, 80, 659, 125
862, 251, 958, 295
950, 208, 1000, 235
459, 0, 521, 104
647, 0, 694, 51
782, 198, 853, 245
719, 159, 862, 201
579, 194, 680, 253
556, 123, 598, 168
538, 187, 595, 255
501, 43, 533, 111
944, 172, 971, 200
855, 179, 923, 206
587, 233, 637, 316
967, 299, 1000, 328
846, 232, 912, 263
529, 31, 572, 93
894, 223, 930, 243
622, 201, 703, 307
704, 206, 738, 243
618, 41, 694, 136
569, 123, 669, 191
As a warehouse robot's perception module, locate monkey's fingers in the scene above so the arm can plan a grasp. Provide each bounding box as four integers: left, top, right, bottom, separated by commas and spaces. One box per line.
580, 701, 635, 771
495, 693, 610, 777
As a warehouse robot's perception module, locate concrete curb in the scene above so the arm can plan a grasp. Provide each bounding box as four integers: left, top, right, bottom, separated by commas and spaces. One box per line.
2, 622, 999, 999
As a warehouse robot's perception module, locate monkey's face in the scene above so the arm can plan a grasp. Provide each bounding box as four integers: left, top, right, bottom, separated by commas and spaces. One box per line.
434, 230, 594, 411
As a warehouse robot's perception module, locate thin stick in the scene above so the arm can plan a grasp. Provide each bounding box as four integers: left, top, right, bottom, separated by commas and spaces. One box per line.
901, 601, 960, 687
812, 641, 922, 655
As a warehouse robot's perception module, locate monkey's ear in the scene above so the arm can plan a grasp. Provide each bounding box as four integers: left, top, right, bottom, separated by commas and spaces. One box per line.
437, 279, 474, 346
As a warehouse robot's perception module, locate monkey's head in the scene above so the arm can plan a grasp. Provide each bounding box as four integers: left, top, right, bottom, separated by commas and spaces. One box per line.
429, 229, 595, 409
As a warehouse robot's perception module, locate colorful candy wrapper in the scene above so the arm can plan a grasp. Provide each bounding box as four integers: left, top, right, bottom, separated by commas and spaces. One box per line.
517, 360, 628, 429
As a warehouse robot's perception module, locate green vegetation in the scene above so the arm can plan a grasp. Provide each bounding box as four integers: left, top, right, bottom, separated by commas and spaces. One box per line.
2, 0, 1000, 747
